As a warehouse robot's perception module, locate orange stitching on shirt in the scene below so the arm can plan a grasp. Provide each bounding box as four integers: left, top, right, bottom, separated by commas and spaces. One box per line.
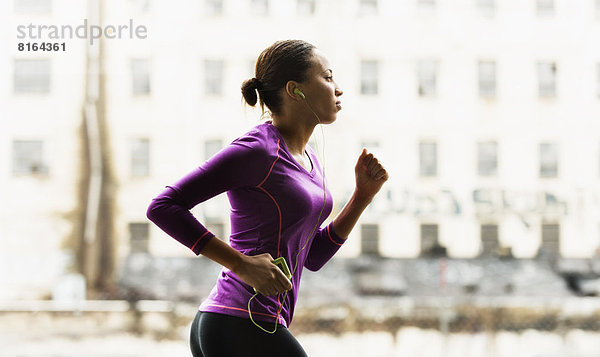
253, 138, 285, 320
205, 303, 285, 324
255, 138, 283, 257
191, 231, 211, 251
327, 225, 343, 246
257, 139, 280, 188
257, 187, 283, 257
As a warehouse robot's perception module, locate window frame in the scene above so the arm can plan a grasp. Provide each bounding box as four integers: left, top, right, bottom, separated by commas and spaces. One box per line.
14, 58, 51, 94
204, 59, 225, 96
131, 137, 150, 177
129, 222, 150, 254
537, 62, 557, 98
419, 141, 438, 177
539, 142, 559, 178
12, 139, 49, 175
477, 141, 498, 177
360, 60, 379, 95
361, 223, 380, 256
417, 59, 438, 98
131, 58, 151, 95
478, 60, 497, 98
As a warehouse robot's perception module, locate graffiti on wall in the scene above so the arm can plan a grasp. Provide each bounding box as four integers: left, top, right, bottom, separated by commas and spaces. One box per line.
352, 187, 600, 229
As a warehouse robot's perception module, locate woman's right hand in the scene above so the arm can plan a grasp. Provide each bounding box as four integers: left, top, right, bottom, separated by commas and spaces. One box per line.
233, 253, 292, 296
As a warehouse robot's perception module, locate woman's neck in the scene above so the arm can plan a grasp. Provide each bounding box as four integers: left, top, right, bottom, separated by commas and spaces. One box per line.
271, 118, 315, 156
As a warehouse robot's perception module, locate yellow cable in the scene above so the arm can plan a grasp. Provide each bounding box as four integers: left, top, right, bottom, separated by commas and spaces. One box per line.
248, 96, 327, 333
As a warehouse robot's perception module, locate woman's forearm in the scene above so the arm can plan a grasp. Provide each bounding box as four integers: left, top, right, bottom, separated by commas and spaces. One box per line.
330, 190, 373, 239
200, 236, 246, 272
330, 148, 389, 239
199, 236, 292, 295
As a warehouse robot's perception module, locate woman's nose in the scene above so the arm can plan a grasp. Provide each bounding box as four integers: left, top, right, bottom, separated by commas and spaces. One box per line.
335, 87, 343, 96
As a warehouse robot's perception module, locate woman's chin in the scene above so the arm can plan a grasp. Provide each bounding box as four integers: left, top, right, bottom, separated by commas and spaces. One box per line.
320, 116, 337, 125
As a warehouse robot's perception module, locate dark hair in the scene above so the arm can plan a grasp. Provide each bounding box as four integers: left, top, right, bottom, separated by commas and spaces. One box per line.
241, 40, 316, 116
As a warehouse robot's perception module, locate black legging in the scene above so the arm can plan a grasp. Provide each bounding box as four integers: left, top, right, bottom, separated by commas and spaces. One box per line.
190, 311, 308, 357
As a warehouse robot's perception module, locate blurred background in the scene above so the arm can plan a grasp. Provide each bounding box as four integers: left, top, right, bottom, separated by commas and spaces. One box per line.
2, 0, 600, 356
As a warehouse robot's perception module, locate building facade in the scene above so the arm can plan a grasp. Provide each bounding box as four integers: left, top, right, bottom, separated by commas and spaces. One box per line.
2, 0, 600, 298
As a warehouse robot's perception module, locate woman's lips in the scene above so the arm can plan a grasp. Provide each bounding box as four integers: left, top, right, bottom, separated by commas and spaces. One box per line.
335, 101, 342, 110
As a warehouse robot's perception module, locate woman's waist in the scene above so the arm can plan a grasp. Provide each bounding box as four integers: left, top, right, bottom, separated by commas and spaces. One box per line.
201, 272, 296, 326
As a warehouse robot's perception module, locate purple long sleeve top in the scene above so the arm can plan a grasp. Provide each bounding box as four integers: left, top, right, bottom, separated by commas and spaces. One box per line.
146, 121, 346, 328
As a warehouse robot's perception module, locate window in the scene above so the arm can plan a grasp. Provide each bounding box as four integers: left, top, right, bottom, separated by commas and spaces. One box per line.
131, 0, 150, 13
140, 0, 150, 12
206, 221, 225, 240
204, 59, 224, 95
131, 59, 151, 95
205, 0, 223, 15
478, 141, 498, 176
597, 63, 600, 97
129, 223, 149, 254
537, 62, 556, 98
204, 139, 223, 160
597, 223, 600, 256
421, 224, 445, 257
418, 0, 435, 8
539, 223, 560, 257
476, 0, 495, 17
361, 140, 380, 158
14, 59, 50, 94
131, 138, 150, 177
360, 60, 378, 95
359, 0, 378, 15
536, 0, 554, 16
419, 141, 437, 177
478, 60, 496, 97
12, 140, 48, 175
361, 224, 380, 256
540, 142, 558, 178
251, 0, 268, 15
417, 60, 438, 97
14, 0, 51, 13
480, 224, 499, 256
297, 0, 315, 15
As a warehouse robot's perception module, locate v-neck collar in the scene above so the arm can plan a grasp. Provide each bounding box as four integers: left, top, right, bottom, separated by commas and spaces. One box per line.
266, 121, 316, 177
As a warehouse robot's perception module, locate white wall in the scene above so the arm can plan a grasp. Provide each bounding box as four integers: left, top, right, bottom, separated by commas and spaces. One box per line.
2, 0, 600, 298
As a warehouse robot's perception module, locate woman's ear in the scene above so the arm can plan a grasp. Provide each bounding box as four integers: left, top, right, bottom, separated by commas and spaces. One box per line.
284, 80, 302, 100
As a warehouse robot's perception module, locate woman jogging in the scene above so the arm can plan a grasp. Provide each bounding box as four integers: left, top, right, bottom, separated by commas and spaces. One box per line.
146, 39, 388, 357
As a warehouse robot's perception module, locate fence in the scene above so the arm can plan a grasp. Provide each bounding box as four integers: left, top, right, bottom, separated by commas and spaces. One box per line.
2, 296, 600, 357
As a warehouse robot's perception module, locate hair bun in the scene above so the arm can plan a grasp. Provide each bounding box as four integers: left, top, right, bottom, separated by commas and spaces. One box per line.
250, 77, 261, 89
241, 77, 260, 106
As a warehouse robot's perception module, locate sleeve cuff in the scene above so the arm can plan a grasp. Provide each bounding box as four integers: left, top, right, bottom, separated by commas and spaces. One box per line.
326, 222, 346, 247
191, 231, 215, 255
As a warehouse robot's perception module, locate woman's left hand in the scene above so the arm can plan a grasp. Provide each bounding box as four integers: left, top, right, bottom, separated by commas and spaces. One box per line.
354, 148, 389, 202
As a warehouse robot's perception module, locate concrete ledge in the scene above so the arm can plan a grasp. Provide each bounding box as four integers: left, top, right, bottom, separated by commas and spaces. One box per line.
0, 300, 179, 313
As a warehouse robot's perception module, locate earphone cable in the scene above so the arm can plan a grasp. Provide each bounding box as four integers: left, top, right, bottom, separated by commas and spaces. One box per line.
248, 96, 327, 334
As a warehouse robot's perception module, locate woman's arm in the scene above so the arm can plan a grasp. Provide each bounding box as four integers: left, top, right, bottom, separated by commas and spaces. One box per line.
304, 149, 388, 271
146, 137, 291, 295
330, 191, 372, 239
200, 237, 292, 296
331, 148, 389, 238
